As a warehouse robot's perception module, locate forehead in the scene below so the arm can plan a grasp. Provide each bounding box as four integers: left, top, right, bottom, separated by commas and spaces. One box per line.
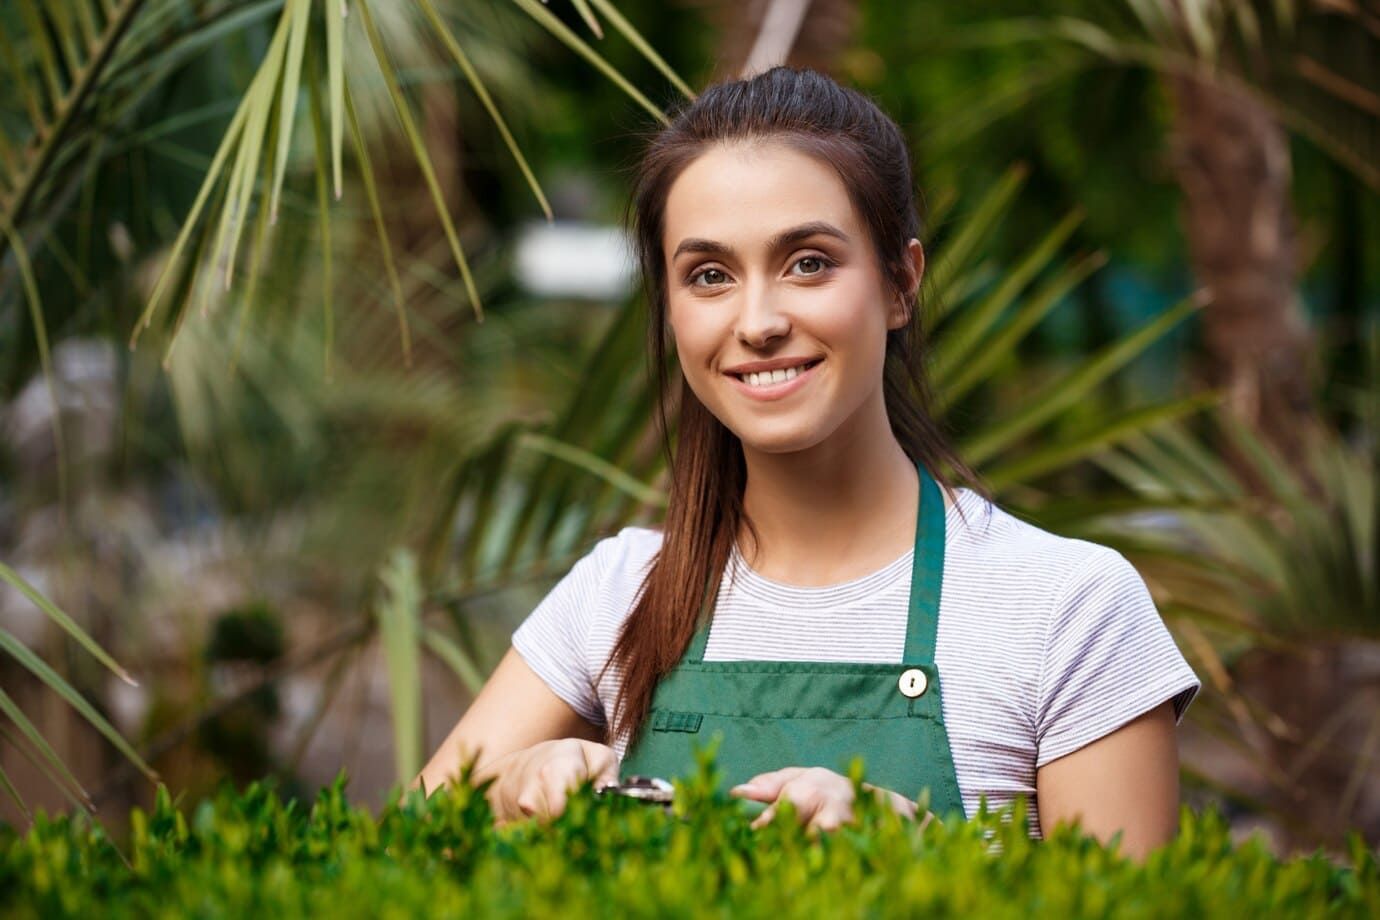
662, 141, 859, 256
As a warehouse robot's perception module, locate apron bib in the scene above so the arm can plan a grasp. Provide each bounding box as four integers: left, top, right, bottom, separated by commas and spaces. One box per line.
621, 465, 966, 819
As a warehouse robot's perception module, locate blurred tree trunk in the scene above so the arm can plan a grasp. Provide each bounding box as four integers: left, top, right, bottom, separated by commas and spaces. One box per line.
689, 0, 856, 79
1167, 72, 1316, 471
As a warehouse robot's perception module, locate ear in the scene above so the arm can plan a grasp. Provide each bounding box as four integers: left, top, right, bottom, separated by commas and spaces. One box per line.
886, 238, 925, 331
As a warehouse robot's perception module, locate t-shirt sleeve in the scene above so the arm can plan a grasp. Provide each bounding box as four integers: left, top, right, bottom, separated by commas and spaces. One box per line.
1034, 547, 1201, 769
510, 541, 612, 727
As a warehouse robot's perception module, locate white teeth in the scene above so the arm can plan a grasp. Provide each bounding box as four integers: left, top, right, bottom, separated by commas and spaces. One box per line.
740, 364, 809, 388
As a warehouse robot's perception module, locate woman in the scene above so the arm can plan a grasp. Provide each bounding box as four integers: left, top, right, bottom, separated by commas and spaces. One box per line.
417, 67, 1200, 857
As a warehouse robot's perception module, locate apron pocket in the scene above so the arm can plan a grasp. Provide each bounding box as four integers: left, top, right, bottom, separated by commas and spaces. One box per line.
650, 710, 703, 733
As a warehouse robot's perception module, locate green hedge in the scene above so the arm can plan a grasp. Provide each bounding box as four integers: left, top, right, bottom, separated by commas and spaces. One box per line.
2, 754, 1376, 918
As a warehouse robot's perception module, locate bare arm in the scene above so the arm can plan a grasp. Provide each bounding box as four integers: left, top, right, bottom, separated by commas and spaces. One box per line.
414, 646, 605, 794
1035, 700, 1180, 859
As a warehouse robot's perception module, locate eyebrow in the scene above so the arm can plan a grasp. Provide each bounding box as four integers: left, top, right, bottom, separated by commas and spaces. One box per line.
670, 220, 850, 262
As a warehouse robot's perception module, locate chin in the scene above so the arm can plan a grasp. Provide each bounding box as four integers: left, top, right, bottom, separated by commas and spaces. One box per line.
727, 420, 830, 456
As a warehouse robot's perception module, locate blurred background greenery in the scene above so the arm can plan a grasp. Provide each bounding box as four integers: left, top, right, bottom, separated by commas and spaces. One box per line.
0, 0, 1376, 855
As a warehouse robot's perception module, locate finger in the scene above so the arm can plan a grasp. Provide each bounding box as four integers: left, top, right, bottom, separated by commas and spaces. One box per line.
527, 765, 569, 821
542, 780, 569, 821
779, 782, 826, 825
515, 787, 540, 819
888, 794, 918, 821
812, 801, 855, 833
581, 742, 620, 786
526, 774, 559, 822
750, 802, 778, 830
731, 767, 807, 801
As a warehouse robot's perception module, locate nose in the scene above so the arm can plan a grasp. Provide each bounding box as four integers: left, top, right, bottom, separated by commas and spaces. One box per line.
734, 279, 790, 348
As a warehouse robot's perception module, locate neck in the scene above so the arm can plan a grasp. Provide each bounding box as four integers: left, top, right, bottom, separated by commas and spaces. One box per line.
737, 396, 950, 586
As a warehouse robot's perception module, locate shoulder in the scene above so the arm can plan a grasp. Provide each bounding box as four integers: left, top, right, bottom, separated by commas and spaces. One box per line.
941, 491, 1199, 742
510, 526, 665, 723
552, 526, 665, 620
581, 525, 664, 585
945, 489, 1138, 605
515, 526, 663, 638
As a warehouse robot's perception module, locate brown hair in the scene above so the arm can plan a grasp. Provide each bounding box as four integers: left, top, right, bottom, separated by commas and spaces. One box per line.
599, 66, 981, 752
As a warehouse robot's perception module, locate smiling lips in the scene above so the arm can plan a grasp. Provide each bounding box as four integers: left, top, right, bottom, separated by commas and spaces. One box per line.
724, 358, 822, 400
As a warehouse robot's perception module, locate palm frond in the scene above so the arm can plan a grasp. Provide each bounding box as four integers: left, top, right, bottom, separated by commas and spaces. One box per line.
955, 290, 1204, 467
0, 564, 157, 815
1098, 414, 1378, 638
1, 0, 147, 265
2, 1, 686, 364
376, 547, 423, 787
1002, 3, 1380, 188
0, 687, 93, 813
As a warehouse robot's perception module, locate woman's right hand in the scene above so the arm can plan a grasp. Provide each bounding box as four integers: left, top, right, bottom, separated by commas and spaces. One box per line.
482, 738, 620, 825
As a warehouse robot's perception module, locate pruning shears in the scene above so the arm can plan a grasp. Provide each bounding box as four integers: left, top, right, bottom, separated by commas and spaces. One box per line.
594, 775, 675, 813
594, 775, 770, 819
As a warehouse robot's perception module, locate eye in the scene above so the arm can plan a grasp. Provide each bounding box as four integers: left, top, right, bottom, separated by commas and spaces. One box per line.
791, 255, 832, 277
689, 266, 730, 287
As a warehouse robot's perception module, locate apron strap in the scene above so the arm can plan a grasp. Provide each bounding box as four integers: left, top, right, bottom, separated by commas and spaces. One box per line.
684, 463, 946, 665
903, 465, 946, 663
686, 581, 715, 663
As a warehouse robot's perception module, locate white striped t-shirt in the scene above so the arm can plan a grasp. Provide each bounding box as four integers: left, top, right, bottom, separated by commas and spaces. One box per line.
511, 488, 1200, 837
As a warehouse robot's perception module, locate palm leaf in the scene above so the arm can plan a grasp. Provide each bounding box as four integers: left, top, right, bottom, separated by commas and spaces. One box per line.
356, 0, 481, 321
982, 392, 1219, 489
0, 752, 30, 822
0, 686, 92, 812
376, 548, 424, 787
3, 1, 685, 364
510, 0, 673, 122
929, 208, 1085, 390
966, 4, 1380, 189
922, 163, 1028, 310
418, 0, 552, 220
957, 290, 1203, 466
0, 627, 157, 782
343, 90, 408, 364
518, 433, 667, 509
326, 0, 345, 198
0, 562, 136, 685
0, 219, 65, 500
937, 250, 1108, 407
1102, 413, 1378, 638
1, 0, 148, 266
422, 626, 485, 695
586, 0, 695, 100
268, 0, 312, 224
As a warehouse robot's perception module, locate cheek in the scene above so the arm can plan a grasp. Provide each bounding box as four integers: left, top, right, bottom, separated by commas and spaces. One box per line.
666, 299, 722, 368
805, 285, 890, 360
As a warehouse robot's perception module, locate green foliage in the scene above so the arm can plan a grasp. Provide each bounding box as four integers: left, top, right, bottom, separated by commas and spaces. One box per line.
205, 601, 286, 664
0, 563, 155, 815
1, 754, 1376, 918
199, 602, 289, 782
1095, 414, 1378, 640
0, 0, 687, 389
375, 548, 424, 786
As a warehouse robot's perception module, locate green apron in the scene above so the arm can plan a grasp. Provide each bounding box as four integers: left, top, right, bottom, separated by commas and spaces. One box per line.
620, 465, 967, 820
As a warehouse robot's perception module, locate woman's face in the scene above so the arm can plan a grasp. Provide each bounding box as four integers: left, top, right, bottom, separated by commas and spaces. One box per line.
662, 140, 921, 456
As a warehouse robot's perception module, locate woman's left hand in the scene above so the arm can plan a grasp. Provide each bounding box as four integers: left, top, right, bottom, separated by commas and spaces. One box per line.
729, 766, 928, 833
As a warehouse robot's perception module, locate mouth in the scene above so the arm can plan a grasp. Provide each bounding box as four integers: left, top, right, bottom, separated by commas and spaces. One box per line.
723, 358, 823, 400
726, 358, 823, 388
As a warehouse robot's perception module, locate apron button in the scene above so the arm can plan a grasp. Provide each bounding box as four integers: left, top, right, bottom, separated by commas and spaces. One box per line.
898, 668, 928, 698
